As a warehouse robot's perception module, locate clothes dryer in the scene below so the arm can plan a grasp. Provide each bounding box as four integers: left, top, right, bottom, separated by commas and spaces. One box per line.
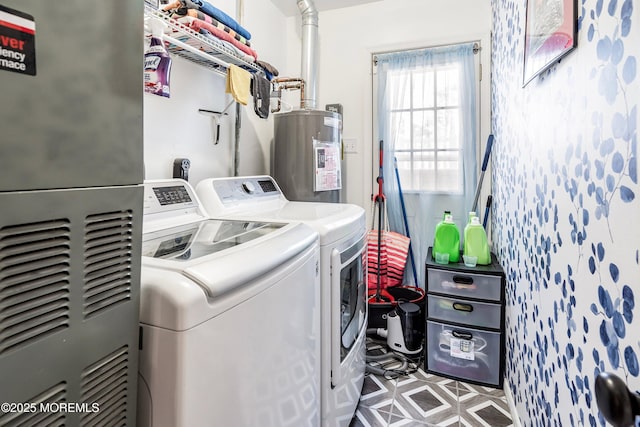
137, 179, 321, 427
196, 176, 367, 426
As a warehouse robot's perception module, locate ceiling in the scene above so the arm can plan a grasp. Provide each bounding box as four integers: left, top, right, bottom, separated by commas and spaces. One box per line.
269, 0, 382, 17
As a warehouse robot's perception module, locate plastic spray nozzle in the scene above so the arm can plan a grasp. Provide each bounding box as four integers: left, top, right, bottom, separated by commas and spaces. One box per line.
149, 17, 168, 37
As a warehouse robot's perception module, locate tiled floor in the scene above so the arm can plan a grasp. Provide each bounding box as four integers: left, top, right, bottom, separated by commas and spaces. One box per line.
350, 340, 513, 427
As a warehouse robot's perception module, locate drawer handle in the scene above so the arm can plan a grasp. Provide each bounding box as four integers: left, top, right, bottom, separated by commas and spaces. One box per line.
452, 330, 473, 340
452, 302, 474, 312
452, 275, 474, 285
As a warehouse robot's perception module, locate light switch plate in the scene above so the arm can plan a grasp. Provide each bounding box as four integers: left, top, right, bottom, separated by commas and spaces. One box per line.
343, 138, 357, 154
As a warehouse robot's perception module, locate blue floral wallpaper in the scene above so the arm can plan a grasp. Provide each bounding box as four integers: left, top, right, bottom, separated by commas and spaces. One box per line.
491, 0, 638, 425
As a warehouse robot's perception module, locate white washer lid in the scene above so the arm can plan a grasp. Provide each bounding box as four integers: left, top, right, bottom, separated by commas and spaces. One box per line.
142, 219, 318, 297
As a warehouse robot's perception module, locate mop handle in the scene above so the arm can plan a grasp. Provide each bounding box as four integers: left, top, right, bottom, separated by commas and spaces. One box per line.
471, 134, 494, 212
376, 140, 385, 201
394, 157, 418, 286
481, 134, 495, 171
483, 195, 493, 229
375, 140, 385, 301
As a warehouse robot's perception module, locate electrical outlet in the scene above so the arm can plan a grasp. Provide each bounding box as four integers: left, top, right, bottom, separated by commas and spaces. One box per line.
173, 158, 191, 181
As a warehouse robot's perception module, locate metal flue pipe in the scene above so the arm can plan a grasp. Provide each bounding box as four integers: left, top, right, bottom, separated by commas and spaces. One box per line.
297, 0, 318, 110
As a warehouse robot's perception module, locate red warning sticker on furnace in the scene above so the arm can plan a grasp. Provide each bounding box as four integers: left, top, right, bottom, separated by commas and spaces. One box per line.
0, 5, 35, 76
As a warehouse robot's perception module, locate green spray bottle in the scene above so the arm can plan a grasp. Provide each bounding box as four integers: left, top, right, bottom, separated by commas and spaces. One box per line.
433, 212, 460, 263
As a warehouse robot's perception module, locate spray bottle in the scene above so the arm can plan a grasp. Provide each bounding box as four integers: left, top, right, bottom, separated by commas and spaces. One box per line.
144, 19, 172, 98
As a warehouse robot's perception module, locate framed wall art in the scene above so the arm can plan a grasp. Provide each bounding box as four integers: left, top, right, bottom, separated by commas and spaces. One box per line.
523, 0, 577, 86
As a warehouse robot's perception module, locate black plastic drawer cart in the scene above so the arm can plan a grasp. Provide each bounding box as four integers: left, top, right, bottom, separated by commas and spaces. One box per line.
424, 247, 506, 388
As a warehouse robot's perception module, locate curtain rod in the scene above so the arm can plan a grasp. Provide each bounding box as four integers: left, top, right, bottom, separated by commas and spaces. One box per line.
372, 41, 481, 65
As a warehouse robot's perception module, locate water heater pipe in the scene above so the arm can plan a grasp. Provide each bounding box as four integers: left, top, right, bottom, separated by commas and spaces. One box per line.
271, 77, 305, 112
297, 0, 318, 110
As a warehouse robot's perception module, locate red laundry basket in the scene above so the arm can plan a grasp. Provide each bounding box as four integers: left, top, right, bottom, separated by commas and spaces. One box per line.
367, 229, 410, 292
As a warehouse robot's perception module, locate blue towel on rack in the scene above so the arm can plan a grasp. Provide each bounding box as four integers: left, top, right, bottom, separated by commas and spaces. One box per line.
189, 0, 252, 40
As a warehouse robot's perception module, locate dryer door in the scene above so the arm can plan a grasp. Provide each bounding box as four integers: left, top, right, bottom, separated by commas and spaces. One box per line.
330, 235, 366, 386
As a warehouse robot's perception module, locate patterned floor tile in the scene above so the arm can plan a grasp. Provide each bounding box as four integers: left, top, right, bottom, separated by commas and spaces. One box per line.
396, 368, 458, 391
359, 374, 397, 408
387, 413, 433, 426
392, 381, 459, 426
350, 405, 391, 427
355, 339, 515, 427
459, 393, 513, 427
458, 380, 506, 398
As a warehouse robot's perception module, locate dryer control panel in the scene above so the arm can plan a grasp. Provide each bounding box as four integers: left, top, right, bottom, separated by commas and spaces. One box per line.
210, 176, 284, 204
195, 176, 290, 218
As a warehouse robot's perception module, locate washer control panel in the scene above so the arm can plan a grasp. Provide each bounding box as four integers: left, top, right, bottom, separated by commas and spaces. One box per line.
153, 185, 193, 206
143, 179, 203, 217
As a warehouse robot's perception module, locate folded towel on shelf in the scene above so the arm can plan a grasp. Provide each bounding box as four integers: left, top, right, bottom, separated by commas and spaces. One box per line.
164, 1, 251, 46
199, 30, 255, 63
255, 60, 279, 80
179, 16, 258, 60
226, 64, 251, 105
185, 9, 251, 46
218, 38, 255, 63
251, 72, 271, 119
189, 0, 252, 40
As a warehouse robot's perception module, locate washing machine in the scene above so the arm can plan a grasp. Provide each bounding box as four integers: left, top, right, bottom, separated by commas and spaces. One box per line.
196, 176, 367, 427
137, 179, 321, 427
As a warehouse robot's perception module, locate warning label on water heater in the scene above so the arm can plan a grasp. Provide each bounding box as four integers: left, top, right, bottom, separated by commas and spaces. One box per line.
0, 5, 36, 76
313, 139, 342, 192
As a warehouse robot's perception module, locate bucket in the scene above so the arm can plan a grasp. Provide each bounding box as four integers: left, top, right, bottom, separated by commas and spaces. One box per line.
367, 286, 426, 330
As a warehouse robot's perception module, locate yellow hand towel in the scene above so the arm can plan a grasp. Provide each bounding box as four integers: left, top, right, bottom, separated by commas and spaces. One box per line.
226, 64, 251, 106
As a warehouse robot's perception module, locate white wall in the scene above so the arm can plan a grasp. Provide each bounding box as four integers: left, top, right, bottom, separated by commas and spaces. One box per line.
284, 0, 492, 212
144, 0, 289, 185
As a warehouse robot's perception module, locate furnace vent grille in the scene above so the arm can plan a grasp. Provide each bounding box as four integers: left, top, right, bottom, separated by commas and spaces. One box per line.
0, 220, 71, 355
81, 346, 129, 426
0, 381, 67, 426
83, 211, 133, 319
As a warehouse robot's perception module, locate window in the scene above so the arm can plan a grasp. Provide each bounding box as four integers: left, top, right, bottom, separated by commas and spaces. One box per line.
374, 42, 479, 197
390, 64, 464, 193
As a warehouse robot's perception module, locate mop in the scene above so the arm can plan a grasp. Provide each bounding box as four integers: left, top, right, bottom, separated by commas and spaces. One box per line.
367, 142, 414, 324
372, 140, 386, 302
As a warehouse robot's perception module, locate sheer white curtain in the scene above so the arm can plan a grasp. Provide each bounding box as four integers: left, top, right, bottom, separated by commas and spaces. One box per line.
375, 43, 478, 287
